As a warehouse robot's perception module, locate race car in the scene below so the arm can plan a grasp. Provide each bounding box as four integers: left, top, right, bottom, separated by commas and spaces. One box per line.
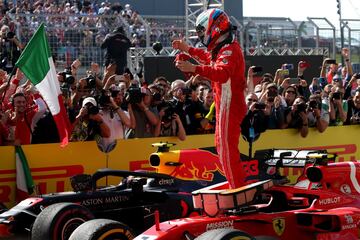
70, 149, 360, 240
0, 143, 226, 240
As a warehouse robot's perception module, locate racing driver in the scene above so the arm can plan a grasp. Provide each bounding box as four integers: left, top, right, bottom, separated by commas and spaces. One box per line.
173, 8, 247, 188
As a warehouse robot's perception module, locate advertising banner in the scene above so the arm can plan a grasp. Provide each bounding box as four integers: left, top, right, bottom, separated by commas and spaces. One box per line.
0, 126, 358, 207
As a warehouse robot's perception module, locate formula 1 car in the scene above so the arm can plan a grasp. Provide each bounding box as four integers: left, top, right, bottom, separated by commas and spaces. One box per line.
0, 143, 225, 240
71, 149, 360, 240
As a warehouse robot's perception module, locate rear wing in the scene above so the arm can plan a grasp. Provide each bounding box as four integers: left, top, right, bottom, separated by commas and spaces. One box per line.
257, 149, 336, 168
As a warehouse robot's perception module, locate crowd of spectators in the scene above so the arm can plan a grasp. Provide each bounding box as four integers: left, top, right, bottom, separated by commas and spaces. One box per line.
0, 0, 181, 70
243, 47, 360, 140
0, 2, 359, 148
1, 46, 359, 148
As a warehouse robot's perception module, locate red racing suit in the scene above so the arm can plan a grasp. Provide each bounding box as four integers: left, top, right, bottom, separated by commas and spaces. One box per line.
188, 40, 247, 188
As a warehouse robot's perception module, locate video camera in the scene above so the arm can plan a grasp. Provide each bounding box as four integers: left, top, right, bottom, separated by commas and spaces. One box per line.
98, 90, 111, 107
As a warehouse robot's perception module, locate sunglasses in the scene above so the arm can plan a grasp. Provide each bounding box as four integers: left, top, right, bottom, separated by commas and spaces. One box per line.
286, 90, 296, 94
247, 99, 257, 102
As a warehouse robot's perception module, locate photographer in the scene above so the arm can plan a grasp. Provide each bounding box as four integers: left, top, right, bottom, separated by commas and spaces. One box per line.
345, 89, 360, 125
154, 102, 186, 141
241, 93, 268, 143
96, 90, 133, 151
344, 73, 360, 100
0, 25, 23, 73
329, 87, 348, 126
71, 97, 110, 141
167, 80, 191, 133
71, 70, 102, 109
101, 27, 131, 75
129, 86, 159, 138
284, 96, 309, 138
307, 94, 329, 132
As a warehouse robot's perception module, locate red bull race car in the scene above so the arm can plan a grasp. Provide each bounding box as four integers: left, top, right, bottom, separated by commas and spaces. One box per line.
70, 149, 360, 240
0, 143, 226, 240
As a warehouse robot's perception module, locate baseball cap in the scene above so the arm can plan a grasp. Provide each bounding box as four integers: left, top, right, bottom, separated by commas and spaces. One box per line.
82, 97, 97, 107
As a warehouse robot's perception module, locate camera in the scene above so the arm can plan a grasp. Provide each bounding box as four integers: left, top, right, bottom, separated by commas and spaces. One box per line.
85, 74, 96, 89
152, 41, 163, 55
152, 92, 162, 102
59, 68, 75, 85
86, 104, 99, 115
331, 92, 341, 100
125, 84, 142, 104
254, 102, 266, 110
5, 31, 15, 40
98, 91, 111, 107
295, 103, 307, 113
161, 101, 177, 122
308, 100, 319, 110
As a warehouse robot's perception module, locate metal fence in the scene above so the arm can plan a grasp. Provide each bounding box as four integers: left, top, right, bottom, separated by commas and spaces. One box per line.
342, 19, 360, 63
11, 13, 131, 75
5, 13, 360, 77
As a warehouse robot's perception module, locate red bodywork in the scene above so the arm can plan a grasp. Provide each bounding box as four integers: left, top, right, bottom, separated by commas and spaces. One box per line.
135, 161, 360, 240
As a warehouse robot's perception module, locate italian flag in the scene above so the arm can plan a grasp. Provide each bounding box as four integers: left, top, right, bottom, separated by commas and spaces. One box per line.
15, 23, 71, 146
15, 146, 34, 202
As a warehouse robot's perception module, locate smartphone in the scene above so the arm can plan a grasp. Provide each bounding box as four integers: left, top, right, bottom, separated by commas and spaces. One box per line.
355, 73, 360, 79
288, 78, 299, 85
251, 66, 263, 73
279, 69, 289, 76
326, 59, 336, 64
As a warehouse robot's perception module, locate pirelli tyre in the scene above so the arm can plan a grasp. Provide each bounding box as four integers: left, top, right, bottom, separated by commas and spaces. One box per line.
68, 219, 135, 240
31, 203, 94, 240
195, 228, 255, 240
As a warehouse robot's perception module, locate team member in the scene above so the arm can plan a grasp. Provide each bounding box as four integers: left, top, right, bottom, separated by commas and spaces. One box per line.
173, 8, 247, 188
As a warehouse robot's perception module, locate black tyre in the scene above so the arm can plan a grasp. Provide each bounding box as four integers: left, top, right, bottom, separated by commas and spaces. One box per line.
195, 228, 255, 240
69, 219, 135, 240
31, 203, 94, 240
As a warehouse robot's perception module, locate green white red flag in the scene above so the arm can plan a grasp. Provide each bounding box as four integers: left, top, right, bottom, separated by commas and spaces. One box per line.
15, 23, 71, 146
15, 146, 34, 202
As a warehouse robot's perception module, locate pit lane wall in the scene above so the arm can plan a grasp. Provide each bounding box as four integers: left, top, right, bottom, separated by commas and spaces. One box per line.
0, 125, 358, 207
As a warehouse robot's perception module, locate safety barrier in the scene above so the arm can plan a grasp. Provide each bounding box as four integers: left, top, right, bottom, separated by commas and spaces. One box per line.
0, 125, 358, 207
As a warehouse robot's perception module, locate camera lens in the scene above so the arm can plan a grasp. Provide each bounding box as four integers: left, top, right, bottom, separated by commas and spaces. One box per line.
85, 75, 96, 88
87, 105, 99, 115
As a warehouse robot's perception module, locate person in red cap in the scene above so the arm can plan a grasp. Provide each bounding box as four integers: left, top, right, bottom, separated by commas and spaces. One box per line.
172, 8, 247, 189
